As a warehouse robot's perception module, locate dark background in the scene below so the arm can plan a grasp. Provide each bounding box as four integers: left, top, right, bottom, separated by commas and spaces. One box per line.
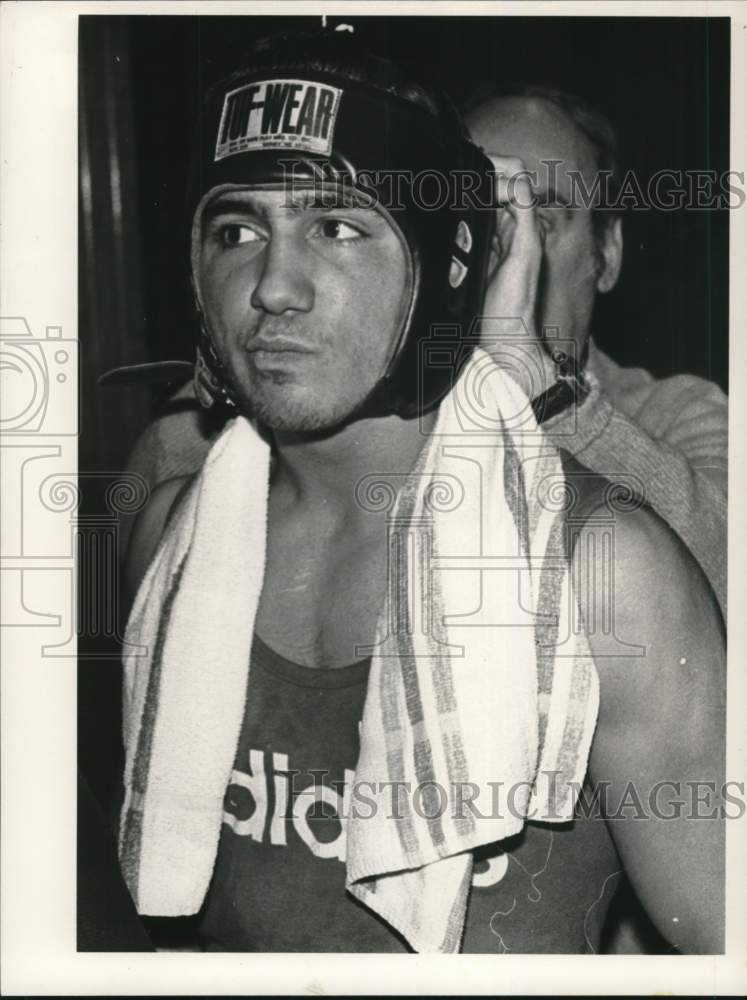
78, 9, 730, 823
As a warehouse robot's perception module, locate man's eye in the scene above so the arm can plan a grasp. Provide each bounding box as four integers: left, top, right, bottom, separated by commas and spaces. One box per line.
220, 224, 262, 247
315, 219, 364, 241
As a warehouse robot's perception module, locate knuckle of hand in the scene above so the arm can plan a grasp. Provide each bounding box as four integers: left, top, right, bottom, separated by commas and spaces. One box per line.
491, 155, 527, 178
505, 156, 526, 174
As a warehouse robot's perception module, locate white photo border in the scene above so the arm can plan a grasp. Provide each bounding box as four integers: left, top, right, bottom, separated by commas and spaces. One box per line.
1, 0, 745, 994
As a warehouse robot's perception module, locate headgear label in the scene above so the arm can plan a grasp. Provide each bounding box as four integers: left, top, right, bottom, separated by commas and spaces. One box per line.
215, 79, 343, 160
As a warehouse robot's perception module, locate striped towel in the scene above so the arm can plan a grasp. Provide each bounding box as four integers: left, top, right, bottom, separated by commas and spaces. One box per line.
119, 349, 599, 953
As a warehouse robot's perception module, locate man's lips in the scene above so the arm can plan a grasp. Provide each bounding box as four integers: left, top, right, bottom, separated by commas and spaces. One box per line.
246, 337, 315, 354
244, 337, 316, 373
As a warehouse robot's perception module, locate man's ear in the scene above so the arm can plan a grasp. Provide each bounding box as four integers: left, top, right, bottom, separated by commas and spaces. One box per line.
596, 216, 623, 293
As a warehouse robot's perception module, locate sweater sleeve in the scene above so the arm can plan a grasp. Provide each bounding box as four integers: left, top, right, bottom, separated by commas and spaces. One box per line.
543, 349, 728, 620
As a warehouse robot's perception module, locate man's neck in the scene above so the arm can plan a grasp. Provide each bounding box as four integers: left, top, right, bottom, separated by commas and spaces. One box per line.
270, 409, 438, 515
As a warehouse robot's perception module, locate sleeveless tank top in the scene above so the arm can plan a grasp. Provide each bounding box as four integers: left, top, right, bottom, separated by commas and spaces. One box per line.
199, 453, 624, 952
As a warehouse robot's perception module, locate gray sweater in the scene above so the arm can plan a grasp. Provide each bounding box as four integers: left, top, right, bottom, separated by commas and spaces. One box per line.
547, 342, 727, 619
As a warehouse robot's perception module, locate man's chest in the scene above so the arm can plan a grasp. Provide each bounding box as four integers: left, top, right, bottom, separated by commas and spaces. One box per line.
255, 504, 388, 668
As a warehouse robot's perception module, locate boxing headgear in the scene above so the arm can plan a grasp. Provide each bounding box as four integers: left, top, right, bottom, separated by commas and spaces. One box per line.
188, 31, 496, 418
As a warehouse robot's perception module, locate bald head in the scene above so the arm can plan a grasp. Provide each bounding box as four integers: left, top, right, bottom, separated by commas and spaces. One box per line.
467, 95, 602, 209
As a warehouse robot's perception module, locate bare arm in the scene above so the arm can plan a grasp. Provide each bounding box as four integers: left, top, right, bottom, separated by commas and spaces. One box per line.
579, 505, 726, 953
118, 383, 222, 556
123, 474, 193, 617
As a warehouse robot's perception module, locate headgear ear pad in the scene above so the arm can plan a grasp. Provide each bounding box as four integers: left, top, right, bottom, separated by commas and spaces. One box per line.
187, 34, 496, 418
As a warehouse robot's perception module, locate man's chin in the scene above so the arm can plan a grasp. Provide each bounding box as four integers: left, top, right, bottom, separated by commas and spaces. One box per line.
238, 390, 363, 436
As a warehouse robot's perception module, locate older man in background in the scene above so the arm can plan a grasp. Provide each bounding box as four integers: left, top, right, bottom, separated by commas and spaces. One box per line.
464, 86, 727, 621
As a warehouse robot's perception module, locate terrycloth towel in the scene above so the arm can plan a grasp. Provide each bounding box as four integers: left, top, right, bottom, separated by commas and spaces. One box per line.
119, 349, 599, 953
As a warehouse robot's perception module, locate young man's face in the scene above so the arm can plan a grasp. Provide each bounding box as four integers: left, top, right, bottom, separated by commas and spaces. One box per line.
466, 96, 621, 354
197, 187, 411, 432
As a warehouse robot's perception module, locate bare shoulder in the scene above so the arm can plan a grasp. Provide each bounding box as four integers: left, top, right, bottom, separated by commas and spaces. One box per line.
123, 474, 194, 612
577, 502, 725, 733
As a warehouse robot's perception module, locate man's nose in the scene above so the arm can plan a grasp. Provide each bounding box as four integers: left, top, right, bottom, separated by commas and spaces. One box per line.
250, 237, 314, 315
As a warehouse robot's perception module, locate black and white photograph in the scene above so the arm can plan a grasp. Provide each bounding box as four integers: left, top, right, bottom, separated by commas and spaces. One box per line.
2, 1, 746, 995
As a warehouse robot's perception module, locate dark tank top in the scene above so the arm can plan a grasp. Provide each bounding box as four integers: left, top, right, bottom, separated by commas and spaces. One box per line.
199, 453, 624, 953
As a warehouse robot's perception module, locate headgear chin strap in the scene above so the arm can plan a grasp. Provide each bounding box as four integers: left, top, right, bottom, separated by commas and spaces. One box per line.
187, 45, 497, 419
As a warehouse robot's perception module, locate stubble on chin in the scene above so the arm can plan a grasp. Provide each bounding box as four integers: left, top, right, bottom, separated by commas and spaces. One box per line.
244, 381, 371, 434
